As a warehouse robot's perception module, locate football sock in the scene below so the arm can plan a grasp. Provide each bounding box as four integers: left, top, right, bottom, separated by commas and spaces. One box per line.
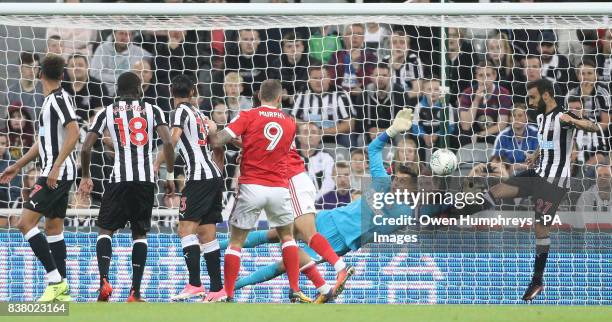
224, 246, 242, 298
281, 240, 300, 291
47, 233, 67, 279
301, 261, 331, 294
96, 235, 112, 287
308, 233, 346, 273
235, 262, 283, 290
532, 237, 551, 284
25, 227, 61, 283
201, 239, 223, 292
181, 234, 201, 287
131, 239, 148, 294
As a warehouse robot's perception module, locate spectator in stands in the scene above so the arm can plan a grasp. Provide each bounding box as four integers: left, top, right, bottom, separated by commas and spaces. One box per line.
349, 148, 367, 189
224, 29, 268, 97
132, 59, 171, 113
512, 55, 543, 105
446, 27, 479, 108
296, 122, 335, 199
567, 96, 609, 168
412, 78, 458, 150
358, 62, 407, 141
316, 161, 352, 210
3, 104, 35, 159
0, 133, 21, 208
2, 52, 44, 121
46, 10, 97, 57
153, 29, 199, 85
63, 54, 111, 121
293, 65, 354, 147
596, 29, 612, 85
538, 30, 574, 97
90, 30, 152, 95
458, 62, 512, 145
486, 31, 516, 91
566, 59, 611, 132
222, 72, 253, 120
364, 22, 390, 50
576, 163, 612, 212
328, 23, 377, 95
492, 104, 539, 172
46, 35, 63, 56
268, 31, 311, 107
209, 99, 229, 127
385, 28, 423, 101
309, 26, 342, 64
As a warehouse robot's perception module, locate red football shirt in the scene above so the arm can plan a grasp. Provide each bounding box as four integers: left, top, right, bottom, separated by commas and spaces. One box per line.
286, 146, 306, 179
226, 106, 297, 187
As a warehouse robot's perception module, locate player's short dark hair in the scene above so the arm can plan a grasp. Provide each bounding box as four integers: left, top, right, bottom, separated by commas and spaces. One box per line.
20, 52, 38, 66
40, 54, 65, 81
527, 78, 555, 97
567, 95, 582, 105
171, 74, 196, 98
259, 79, 283, 102
116, 71, 141, 98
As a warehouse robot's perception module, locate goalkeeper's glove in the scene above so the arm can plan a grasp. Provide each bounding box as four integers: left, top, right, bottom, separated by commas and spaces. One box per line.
385, 108, 414, 137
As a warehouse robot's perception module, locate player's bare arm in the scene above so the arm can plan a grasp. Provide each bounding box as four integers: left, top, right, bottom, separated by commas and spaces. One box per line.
560, 113, 600, 132
47, 120, 80, 189
154, 126, 183, 173
0, 141, 39, 184
206, 119, 225, 172
213, 128, 235, 148
157, 124, 176, 195
78, 131, 99, 196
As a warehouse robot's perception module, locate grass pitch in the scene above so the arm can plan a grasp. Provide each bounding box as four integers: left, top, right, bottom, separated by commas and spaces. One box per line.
3, 303, 611, 322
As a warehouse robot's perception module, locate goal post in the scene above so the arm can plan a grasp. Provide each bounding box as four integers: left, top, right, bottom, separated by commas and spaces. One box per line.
0, 2, 611, 304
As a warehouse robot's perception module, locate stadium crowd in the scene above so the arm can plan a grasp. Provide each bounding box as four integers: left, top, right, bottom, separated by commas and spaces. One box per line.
1, 21, 612, 228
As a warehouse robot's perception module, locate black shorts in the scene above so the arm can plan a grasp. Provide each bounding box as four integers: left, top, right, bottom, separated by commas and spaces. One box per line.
23, 177, 73, 218
179, 178, 223, 225
97, 182, 155, 235
505, 169, 568, 222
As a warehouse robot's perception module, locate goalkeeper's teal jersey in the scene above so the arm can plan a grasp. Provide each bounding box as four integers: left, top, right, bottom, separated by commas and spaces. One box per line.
322, 132, 449, 251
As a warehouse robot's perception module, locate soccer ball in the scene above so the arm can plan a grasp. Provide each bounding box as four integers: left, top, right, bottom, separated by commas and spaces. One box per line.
430, 149, 458, 176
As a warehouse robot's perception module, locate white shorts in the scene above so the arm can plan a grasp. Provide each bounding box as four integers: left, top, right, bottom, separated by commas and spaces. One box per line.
230, 184, 293, 230
288, 172, 317, 217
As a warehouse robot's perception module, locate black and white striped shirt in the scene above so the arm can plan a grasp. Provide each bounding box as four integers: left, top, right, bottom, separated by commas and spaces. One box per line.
535, 107, 576, 188
171, 103, 222, 181
387, 51, 423, 91
565, 84, 611, 123
575, 124, 609, 163
89, 100, 166, 183
291, 88, 353, 124
38, 88, 78, 181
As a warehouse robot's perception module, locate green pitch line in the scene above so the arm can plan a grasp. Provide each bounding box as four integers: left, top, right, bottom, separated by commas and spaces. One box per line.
3, 303, 611, 322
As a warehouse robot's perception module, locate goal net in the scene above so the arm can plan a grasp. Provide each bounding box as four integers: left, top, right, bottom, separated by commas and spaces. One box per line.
0, 3, 610, 304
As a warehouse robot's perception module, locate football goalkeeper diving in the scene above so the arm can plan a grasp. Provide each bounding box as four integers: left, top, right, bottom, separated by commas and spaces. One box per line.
220, 109, 447, 296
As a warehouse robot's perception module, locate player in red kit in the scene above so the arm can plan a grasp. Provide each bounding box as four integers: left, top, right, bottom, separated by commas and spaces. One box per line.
214, 79, 311, 303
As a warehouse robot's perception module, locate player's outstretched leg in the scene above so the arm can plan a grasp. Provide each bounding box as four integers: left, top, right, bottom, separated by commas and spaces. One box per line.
523, 223, 550, 301
199, 224, 226, 303
128, 233, 148, 302
96, 232, 113, 302
17, 210, 67, 302
219, 229, 277, 250
46, 218, 71, 302
294, 213, 351, 296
